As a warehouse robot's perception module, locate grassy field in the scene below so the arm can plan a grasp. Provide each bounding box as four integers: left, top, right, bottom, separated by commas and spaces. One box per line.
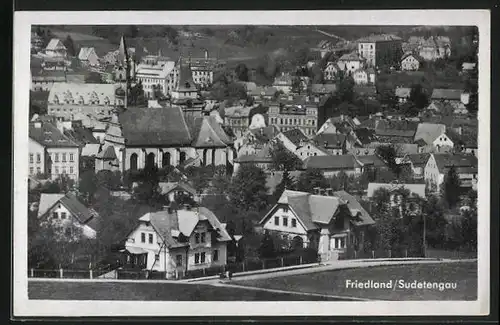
236, 262, 477, 301
28, 281, 342, 301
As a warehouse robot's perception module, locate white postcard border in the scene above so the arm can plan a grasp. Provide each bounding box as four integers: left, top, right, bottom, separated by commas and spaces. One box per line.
13, 9, 491, 317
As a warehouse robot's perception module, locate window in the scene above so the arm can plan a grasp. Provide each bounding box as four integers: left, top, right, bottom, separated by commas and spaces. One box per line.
283, 217, 288, 227
54, 167, 59, 174
29, 153, 33, 163
30, 167, 34, 175
70, 166, 74, 174
60, 212, 66, 219
274, 216, 279, 225
200, 232, 206, 243
54, 153, 59, 162
52, 212, 58, 219
36, 153, 41, 163
213, 249, 219, 261
176, 254, 182, 266
200, 252, 206, 263
149, 234, 154, 244
195, 253, 200, 264
62, 167, 66, 175
65, 227, 72, 237
291, 219, 297, 227
141, 233, 146, 243
62, 153, 66, 162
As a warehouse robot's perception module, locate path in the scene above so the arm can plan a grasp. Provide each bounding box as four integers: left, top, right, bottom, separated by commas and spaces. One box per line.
314, 28, 347, 42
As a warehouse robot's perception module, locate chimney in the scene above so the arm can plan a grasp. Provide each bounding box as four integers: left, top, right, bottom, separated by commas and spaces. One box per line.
204, 49, 209, 60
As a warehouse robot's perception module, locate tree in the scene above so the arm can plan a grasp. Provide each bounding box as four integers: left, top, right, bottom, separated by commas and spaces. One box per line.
272, 169, 296, 203
229, 164, 269, 212
269, 141, 302, 172
409, 83, 429, 110
461, 208, 477, 250
234, 63, 249, 82
258, 231, 276, 259
85, 72, 104, 84
63, 35, 76, 57
375, 145, 400, 176
296, 169, 328, 193
132, 166, 164, 207
441, 166, 462, 208
79, 170, 98, 204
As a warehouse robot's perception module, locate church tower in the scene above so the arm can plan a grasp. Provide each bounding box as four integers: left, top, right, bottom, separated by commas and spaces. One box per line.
114, 35, 133, 107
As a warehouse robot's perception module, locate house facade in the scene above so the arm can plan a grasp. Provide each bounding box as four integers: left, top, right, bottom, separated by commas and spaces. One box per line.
273, 72, 293, 94
352, 68, 376, 85
123, 206, 231, 276
323, 62, 339, 81
29, 121, 80, 181
424, 153, 478, 191
268, 104, 318, 137
259, 190, 375, 261
336, 52, 366, 73
37, 193, 98, 240
44, 39, 67, 58
303, 154, 363, 177
135, 58, 178, 98
401, 53, 422, 71
78, 47, 100, 67
47, 83, 122, 121
357, 34, 403, 67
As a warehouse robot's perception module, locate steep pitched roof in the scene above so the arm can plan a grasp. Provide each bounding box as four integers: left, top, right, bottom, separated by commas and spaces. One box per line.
313, 133, 347, 149
176, 63, 198, 92
355, 155, 387, 168
48, 83, 118, 105
414, 123, 447, 145
38, 192, 96, 224
333, 190, 375, 226
63, 126, 99, 146
158, 182, 197, 196
29, 121, 80, 148
191, 116, 233, 148
46, 38, 66, 51
339, 51, 364, 61
81, 143, 101, 157
431, 89, 463, 101
303, 154, 361, 170
78, 47, 97, 61
249, 126, 279, 142
407, 153, 431, 166
281, 129, 309, 147
395, 87, 411, 98
96, 144, 118, 160
401, 52, 423, 62
119, 106, 192, 147
433, 153, 478, 173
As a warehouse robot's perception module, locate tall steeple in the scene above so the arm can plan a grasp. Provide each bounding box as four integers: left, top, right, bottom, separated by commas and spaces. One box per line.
117, 34, 129, 66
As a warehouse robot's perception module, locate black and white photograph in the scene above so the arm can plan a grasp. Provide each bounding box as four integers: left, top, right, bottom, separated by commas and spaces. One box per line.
13, 10, 490, 317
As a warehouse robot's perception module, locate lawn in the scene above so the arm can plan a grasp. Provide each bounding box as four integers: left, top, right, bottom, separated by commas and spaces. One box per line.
236, 262, 477, 301
28, 281, 342, 301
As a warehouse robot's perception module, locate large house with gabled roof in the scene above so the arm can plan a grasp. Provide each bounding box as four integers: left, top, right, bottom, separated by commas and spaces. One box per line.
259, 189, 375, 261
122, 205, 231, 276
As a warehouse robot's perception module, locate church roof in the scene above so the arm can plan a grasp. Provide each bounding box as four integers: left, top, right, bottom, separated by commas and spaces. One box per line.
176, 62, 198, 92
190, 116, 233, 148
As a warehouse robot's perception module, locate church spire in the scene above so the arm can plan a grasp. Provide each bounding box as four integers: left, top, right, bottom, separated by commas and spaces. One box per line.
117, 34, 129, 65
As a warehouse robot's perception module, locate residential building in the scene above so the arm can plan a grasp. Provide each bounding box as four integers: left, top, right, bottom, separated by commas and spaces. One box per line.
181, 53, 225, 88
313, 133, 350, 155
135, 58, 177, 98
273, 72, 293, 94
402, 153, 431, 179
268, 104, 318, 137
401, 53, 423, 71
414, 123, 454, 153
247, 86, 278, 103
357, 34, 403, 67
336, 51, 366, 73
295, 141, 331, 161
430, 89, 469, 111
366, 182, 426, 216
311, 83, 337, 98
233, 142, 274, 174
47, 83, 122, 121
323, 62, 339, 81
234, 125, 279, 156
29, 120, 80, 181
352, 68, 376, 85
375, 119, 418, 144
302, 154, 363, 177
275, 128, 310, 153
418, 36, 451, 61
424, 153, 478, 191
123, 206, 231, 276
41, 57, 69, 71
31, 69, 67, 91
259, 189, 375, 261
223, 105, 255, 138
78, 47, 100, 67
395, 87, 412, 103
44, 38, 67, 58
37, 193, 99, 240
158, 182, 198, 203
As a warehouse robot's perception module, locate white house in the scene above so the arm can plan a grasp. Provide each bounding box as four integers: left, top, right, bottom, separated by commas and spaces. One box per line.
122, 206, 231, 277
78, 47, 100, 67
295, 141, 331, 161
44, 39, 67, 58
272, 72, 293, 94
135, 59, 177, 98
352, 68, 376, 85
275, 128, 310, 153
395, 87, 412, 103
414, 123, 454, 153
401, 53, 422, 71
323, 62, 339, 81
424, 153, 478, 191
37, 193, 98, 240
259, 190, 375, 261
337, 52, 366, 73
